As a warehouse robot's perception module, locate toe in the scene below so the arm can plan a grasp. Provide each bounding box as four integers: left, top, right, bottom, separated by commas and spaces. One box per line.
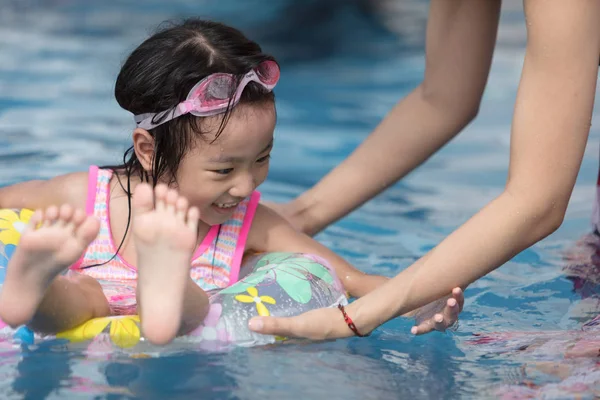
76, 217, 100, 244
133, 183, 156, 217
43, 206, 59, 226
165, 189, 178, 213
175, 197, 188, 221
154, 184, 168, 212
187, 207, 199, 231
58, 204, 74, 228
72, 208, 86, 226
25, 210, 43, 233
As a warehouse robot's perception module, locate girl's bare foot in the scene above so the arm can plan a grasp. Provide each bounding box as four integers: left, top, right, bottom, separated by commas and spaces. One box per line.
0, 205, 100, 327
133, 183, 200, 345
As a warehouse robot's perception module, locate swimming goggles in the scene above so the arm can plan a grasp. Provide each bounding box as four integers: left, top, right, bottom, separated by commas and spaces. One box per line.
133, 60, 280, 130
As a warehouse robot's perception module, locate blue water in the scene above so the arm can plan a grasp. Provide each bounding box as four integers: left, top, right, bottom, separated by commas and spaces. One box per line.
1, 0, 599, 398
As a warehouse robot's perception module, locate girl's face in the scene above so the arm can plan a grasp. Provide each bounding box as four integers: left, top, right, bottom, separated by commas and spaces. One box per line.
174, 103, 276, 226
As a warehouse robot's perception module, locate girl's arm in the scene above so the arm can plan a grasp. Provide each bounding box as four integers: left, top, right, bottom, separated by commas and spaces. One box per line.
248, 0, 600, 339
247, 204, 388, 298
0, 172, 88, 211
271, 0, 501, 236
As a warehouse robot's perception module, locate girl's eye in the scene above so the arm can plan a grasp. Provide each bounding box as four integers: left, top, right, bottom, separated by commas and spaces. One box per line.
257, 154, 271, 163
211, 168, 233, 175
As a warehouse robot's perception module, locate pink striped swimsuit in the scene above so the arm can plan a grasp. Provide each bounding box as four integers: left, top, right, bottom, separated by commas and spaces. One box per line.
69, 166, 260, 314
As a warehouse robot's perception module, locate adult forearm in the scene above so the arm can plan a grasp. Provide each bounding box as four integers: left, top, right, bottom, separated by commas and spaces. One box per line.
349, 190, 563, 333
282, 0, 500, 236
295, 86, 477, 235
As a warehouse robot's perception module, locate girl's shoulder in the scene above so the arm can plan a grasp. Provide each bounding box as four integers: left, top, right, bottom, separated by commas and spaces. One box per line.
245, 203, 301, 254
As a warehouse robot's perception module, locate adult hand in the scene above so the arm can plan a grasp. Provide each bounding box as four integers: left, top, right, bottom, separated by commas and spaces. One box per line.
410, 287, 464, 335
248, 288, 464, 339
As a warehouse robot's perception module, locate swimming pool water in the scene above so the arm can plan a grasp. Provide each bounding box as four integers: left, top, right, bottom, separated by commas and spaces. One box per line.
1, 0, 599, 398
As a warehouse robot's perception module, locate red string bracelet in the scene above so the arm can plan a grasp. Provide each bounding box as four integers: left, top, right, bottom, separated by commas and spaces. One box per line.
338, 304, 369, 337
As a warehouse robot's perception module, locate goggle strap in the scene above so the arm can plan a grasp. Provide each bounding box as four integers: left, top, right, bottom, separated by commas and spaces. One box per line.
133, 61, 279, 130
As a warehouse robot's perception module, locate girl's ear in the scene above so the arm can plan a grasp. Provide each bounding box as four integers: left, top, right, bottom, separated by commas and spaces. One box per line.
132, 128, 155, 172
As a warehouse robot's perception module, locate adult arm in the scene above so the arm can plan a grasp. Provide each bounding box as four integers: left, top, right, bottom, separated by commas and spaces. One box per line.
274, 0, 501, 235
250, 0, 600, 339
247, 204, 463, 332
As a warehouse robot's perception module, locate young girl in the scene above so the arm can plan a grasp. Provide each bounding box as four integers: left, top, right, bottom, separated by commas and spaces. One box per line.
0, 19, 461, 346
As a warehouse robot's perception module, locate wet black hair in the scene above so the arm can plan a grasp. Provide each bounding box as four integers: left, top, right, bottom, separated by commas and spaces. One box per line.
113, 18, 276, 184
87, 18, 277, 269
